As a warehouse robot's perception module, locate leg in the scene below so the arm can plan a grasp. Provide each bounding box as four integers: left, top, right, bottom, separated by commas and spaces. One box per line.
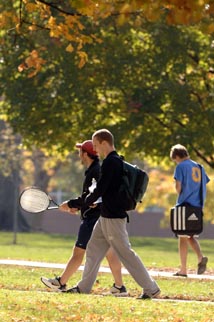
60, 246, 85, 285
188, 236, 203, 263
106, 247, 123, 287
60, 218, 99, 284
78, 218, 110, 293
41, 217, 97, 290
178, 236, 189, 275
103, 218, 160, 297
188, 236, 208, 274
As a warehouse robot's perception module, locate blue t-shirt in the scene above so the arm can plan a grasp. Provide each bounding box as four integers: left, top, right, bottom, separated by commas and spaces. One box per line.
174, 159, 210, 207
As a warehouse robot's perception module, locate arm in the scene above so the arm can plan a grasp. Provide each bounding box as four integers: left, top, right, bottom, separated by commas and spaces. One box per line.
59, 195, 84, 213
174, 164, 182, 196
85, 156, 118, 206
175, 180, 182, 195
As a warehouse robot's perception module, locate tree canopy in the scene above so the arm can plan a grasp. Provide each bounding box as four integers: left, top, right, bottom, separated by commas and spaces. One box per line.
1, 1, 214, 168
1, 1, 214, 75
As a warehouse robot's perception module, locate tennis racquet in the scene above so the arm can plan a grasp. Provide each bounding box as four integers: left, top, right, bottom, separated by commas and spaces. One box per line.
19, 186, 59, 213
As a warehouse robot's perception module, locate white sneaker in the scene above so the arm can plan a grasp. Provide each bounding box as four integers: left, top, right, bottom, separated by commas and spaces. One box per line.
109, 283, 129, 297
41, 276, 66, 292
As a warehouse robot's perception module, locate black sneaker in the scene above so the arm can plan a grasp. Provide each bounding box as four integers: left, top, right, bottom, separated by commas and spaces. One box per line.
66, 286, 80, 293
109, 283, 129, 297
41, 276, 66, 292
137, 289, 160, 300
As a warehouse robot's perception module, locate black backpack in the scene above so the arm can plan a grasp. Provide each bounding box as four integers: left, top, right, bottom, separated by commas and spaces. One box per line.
118, 158, 149, 211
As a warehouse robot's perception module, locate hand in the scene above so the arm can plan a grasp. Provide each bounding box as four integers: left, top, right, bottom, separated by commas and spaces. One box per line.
89, 203, 97, 208
59, 202, 78, 214
68, 207, 78, 214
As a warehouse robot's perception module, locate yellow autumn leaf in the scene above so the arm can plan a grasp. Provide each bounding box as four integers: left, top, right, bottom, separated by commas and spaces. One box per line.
78, 51, 88, 59
31, 49, 39, 59
77, 40, 83, 50
25, 3, 38, 13
28, 70, 37, 78
49, 28, 61, 38
77, 51, 88, 68
66, 43, 74, 53
18, 63, 27, 72
120, 3, 131, 14
28, 25, 38, 31
47, 16, 56, 28
91, 34, 103, 44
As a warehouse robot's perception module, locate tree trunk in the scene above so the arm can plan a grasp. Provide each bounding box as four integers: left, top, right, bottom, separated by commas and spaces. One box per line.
30, 149, 61, 231
0, 172, 29, 231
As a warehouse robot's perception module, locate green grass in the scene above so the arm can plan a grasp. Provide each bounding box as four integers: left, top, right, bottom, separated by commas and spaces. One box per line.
0, 232, 214, 321
0, 232, 213, 271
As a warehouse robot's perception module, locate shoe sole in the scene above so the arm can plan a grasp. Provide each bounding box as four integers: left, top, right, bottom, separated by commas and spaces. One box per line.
112, 292, 129, 297
173, 272, 188, 277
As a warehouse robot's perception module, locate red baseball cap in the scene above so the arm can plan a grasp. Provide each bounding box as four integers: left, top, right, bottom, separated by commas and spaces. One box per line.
76, 140, 97, 156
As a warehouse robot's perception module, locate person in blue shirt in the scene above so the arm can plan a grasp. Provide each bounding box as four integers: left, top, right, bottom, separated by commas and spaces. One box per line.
170, 144, 210, 277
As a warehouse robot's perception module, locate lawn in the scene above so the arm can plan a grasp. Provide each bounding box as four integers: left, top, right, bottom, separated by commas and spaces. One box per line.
0, 232, 213, 322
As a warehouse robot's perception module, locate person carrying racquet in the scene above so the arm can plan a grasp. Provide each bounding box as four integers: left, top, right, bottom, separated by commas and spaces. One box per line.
41, 140, 128, 296
65, 129, 160, 299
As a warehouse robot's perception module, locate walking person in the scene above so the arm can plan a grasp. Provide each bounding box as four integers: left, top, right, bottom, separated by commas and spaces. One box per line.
41, 140, 127, 296
170, 144, 210, 277
66, 129, 160, 299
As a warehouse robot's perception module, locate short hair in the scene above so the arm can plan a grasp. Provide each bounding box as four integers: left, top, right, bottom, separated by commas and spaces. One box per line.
170, 144, 189, 160
92, 129, 114, 146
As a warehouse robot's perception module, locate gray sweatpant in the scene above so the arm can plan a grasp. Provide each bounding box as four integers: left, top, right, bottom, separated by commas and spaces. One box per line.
78, 217, 159, 295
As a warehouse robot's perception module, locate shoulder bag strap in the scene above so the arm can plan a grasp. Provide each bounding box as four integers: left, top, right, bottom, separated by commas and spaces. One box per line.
197, 164, 203, 207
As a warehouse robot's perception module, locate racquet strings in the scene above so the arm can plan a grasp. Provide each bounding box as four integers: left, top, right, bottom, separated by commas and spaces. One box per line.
20, 188, 50, 213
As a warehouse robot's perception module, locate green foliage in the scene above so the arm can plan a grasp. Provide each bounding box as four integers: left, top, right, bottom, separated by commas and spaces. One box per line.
49, 152, 85, 198
1, 13, 214, 168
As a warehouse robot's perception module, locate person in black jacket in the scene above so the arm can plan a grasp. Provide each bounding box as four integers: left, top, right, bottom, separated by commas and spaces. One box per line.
66, 130, 160, 299
41, 140, 127, 296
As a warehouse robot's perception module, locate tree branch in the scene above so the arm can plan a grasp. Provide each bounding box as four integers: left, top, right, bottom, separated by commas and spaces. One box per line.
148, 113, 214, 168
21, 19, 51, 31
36, 0, 83, 16
35, 0, 143, 18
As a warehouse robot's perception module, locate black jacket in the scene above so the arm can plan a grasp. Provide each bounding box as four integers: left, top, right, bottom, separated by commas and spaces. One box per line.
85, 151, 127, 219
67, 159, 101, 220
